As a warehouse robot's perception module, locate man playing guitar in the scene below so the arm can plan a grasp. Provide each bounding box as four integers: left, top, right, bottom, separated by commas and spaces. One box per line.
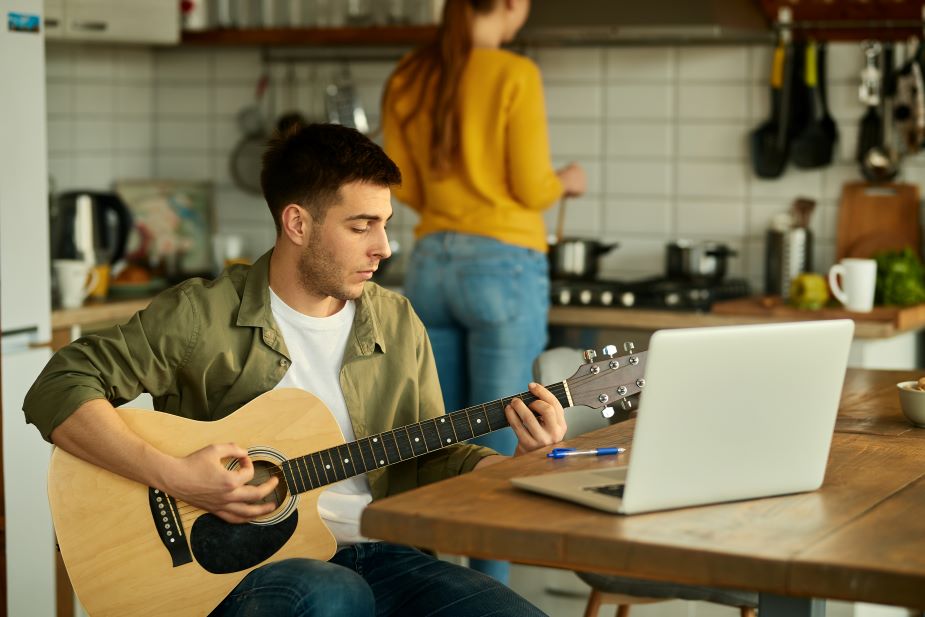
24, 123, 566, 617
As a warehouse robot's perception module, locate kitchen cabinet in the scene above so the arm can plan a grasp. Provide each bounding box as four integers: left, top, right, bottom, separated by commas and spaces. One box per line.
44, 0, 179, 44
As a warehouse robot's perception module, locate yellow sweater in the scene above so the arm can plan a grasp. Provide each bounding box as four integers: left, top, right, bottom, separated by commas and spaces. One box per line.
382, 48, 563, 253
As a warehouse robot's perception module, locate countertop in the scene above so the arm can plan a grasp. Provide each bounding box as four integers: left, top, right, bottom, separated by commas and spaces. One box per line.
549, 299, 923, 339
54, 295, 924, 340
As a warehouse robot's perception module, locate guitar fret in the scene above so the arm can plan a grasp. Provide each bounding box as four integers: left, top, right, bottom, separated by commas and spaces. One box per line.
290, 458, 308, 493
405, 425, 428, 456
281, 462, 300, 495
390, 430, 412, 461
358, 437, 377, 471
311, 452, 329, 486
336, 444, 356, 478
421, 418, 442, 451
301, 455, 320, 490
448, 412, 474, 441
370, 434, 390, 467
321, 449, 343, 482
347, 441, 368, 474
435, 415, 456, 446
470, 406, 491, 437
487, 399, 509, 430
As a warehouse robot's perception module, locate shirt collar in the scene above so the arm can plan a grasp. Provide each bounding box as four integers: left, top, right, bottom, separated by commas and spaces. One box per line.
238, 249, 386, 357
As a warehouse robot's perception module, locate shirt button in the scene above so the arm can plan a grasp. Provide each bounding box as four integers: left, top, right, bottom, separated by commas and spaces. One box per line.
279, 359, 289, 367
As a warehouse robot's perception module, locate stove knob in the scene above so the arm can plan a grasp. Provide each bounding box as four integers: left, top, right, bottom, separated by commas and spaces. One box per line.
600, 290, 614, 306
579, 289, 593, 305
557, 289, 572, 305
620, 291, 635, 307
665, 291, 681, 307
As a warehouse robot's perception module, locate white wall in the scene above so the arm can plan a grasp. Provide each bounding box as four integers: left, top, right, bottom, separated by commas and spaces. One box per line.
45, 42, 925, 290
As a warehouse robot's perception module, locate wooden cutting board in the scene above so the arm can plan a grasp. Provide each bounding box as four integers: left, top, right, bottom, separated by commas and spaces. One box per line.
836, 182, 921, 260
712, 296, 925, 331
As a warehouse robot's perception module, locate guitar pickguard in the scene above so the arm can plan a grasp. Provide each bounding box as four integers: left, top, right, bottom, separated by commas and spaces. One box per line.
190, 511, 299, 574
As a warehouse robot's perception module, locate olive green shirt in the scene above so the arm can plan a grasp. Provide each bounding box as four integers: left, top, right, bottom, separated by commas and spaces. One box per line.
23, 250, 495, 500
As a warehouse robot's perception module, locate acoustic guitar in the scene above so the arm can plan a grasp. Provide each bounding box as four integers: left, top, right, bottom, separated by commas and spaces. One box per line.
48, 346, 647, 617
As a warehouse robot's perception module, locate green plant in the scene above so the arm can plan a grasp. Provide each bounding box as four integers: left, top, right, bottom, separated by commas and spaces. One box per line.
873, 247, 925, 306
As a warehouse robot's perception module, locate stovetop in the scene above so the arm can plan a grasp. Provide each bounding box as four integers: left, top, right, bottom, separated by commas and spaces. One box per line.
550, 276, 751, 311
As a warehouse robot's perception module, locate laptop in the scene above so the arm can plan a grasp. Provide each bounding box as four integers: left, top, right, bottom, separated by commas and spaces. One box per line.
511, 320, 854, 514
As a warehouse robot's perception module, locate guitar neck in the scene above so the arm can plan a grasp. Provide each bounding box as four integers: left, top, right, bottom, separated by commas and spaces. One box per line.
279, 383, 572, 495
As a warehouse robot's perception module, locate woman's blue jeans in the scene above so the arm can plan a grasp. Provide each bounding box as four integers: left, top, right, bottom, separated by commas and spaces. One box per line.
209, 542, 546, 616
404, 232, 550, 583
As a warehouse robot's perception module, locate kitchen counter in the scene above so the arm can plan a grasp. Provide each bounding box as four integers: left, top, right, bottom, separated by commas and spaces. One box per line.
549, 298, 925, 340
57, 296, 921, 341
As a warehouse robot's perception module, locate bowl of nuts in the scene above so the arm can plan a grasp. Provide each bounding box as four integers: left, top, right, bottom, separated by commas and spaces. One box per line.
896, 377, 925, 428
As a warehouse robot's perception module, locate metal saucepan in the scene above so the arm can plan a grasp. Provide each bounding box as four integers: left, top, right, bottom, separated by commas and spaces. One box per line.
549, 238, 619, 280
666, 240, 737, 282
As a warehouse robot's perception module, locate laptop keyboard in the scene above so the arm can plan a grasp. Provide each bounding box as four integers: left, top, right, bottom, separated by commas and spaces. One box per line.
585, 483, 625, 498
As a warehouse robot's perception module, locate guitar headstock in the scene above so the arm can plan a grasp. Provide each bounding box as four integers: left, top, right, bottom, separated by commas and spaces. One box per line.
564, 343, 647, 417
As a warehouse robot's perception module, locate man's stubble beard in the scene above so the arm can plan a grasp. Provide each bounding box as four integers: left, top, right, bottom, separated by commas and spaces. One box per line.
297, 236, 362, 302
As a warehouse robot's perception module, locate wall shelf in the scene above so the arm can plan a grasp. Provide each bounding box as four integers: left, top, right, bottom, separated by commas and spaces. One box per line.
181, 25, 437, 47
761, 0, 925, 41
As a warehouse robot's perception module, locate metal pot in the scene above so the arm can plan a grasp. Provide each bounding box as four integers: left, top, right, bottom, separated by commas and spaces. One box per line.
666, 240, 737, 282
548, 238, 619, 280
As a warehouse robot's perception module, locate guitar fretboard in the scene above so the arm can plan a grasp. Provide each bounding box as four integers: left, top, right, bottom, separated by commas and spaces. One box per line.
278, 383, 571, 495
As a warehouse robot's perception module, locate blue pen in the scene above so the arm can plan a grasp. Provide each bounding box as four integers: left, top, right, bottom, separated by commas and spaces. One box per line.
547, 447, 624, 459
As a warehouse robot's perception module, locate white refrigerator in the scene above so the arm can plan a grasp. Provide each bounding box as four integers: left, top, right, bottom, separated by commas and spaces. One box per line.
0, 1, 57, 615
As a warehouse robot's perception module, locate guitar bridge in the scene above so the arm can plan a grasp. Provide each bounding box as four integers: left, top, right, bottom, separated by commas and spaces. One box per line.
148, 488, 193, 567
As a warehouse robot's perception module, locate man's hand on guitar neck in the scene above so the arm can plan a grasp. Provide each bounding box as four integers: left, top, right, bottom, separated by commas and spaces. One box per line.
477, 382, 568, 468
160, 443, 280, 524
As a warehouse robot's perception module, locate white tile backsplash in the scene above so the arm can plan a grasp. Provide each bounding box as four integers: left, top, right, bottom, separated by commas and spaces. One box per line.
45, 41, 896, 287
606, 83, 675, 119
678, 46, 749, 82
607, 123, 673, 158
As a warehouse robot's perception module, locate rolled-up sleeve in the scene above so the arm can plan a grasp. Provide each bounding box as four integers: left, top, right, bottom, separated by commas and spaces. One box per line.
23, 285, 198, 441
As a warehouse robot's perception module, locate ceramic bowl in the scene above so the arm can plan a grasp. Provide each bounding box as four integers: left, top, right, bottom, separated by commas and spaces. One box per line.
896, 381, 925, 428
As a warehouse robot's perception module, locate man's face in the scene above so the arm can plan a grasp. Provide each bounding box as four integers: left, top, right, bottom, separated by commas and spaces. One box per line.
297, 181, 393, 303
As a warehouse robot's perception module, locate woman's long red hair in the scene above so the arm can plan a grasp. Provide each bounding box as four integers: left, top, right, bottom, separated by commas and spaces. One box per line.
384, 0, 497, 173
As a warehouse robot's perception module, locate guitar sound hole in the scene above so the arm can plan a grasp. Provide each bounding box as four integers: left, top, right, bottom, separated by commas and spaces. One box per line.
250, 460, 289, 508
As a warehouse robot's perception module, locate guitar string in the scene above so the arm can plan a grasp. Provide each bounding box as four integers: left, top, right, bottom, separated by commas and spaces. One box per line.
168, 364, 643, 518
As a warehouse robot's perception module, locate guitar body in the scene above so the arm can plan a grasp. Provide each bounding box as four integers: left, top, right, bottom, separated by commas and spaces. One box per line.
48, 388, 344, 617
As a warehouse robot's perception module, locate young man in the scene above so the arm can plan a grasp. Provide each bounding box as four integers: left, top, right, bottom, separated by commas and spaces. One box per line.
24, 123, 565, 616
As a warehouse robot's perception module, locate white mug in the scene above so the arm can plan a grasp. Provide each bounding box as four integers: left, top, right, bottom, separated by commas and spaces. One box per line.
828, 258, 877, 312
54, 259, 100, 309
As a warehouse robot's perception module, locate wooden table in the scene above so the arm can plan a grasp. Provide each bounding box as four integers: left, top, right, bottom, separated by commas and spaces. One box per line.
361, 369, 925, 615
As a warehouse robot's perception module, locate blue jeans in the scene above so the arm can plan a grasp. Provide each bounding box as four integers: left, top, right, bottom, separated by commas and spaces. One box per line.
404, 232, 550, 583
209, 542, 547, 617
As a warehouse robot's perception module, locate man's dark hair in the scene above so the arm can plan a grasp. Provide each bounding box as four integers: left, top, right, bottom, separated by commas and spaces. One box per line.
261, 123, 402, 234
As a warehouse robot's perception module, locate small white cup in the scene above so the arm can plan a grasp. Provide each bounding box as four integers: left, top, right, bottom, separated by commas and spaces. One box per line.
828, 258, 877, 312
54, 259, 100, 309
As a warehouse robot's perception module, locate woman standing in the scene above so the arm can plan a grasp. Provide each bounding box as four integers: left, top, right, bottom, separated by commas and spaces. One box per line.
381, 0, 586, 583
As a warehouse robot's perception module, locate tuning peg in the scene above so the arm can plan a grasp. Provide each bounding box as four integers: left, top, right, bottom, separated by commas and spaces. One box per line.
583, 349, 598, 363
602, 344, 617, 358
601, 406, 615, 419
623, 342, 635, 353
620, 398, 633, 411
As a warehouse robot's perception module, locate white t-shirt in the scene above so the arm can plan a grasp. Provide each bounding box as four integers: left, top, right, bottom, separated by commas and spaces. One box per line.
269, 288, 372, 545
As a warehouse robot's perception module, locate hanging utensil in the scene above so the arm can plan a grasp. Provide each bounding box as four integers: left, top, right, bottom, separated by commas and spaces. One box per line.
325, 64, 369, 134
230, 71, 270, 195
275, 62, 307, 134
750, 39, 795, 178
857, 41, 883, 168
792, 41, 838, 168
862, 42, 900, 182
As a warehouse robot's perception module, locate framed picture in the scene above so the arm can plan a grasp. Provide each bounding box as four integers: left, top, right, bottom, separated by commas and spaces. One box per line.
114, 179, 215, 279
